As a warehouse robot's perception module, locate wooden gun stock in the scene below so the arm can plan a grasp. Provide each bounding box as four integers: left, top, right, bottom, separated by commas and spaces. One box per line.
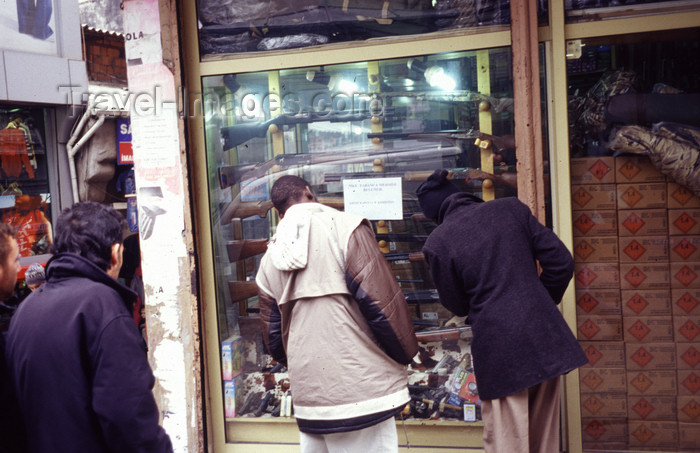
226, 239, 269, 262
228, 280, 259, 303
221, 200, 273, 225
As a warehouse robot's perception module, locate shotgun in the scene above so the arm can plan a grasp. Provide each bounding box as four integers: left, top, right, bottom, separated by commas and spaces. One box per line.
383, 251, 425, 262
228, 280, 259, 303
220, 199, 273, 224
217, 141, 462, 189
375, 233, 430, 243
221, 111, 390, 150
414, 326, 472, 343
367, 130, 515, 153
226, 239, 269, 262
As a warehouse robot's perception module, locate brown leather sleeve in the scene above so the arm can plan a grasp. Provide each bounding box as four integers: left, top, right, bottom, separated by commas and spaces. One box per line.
345, 223, 419, 364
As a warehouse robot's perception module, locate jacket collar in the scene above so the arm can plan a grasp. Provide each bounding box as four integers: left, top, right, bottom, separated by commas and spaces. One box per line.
46, 253, 137, 307
436, 192, 485, 224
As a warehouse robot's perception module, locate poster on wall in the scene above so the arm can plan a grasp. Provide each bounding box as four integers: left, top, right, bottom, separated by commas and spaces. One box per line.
0, 0, 57, 55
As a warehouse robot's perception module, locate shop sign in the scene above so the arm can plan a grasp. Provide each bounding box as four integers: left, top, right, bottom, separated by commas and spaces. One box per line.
117, 118, 133, 165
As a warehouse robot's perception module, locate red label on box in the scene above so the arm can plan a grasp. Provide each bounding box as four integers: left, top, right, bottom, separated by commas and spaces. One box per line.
676, 293, 700, 314
582, 395, 605, 414
682, 373, 700, 394
580, 319, 602, 340
674, 240, 697, 260
631, 398, 655, 419
578, 293, 600, 313
632, 424, 655, 443
625, 267, 648, 288
577, 267, 598, 286
630, 373, 653, 393
675, 266, 699, 287
629, 321, 652, 341
623, 240, 647, 261
575, 213, 595, 234
584, 420, 606, 440
674, 213, 698, 234
621, 187, 644, 207
619, 161, 642, 180
681, 346, 700, 368
632, 347, 654, 368
575, 240, 595, 260
573, 188, 594, 208
672, 186, 695, 206
622, 213, 645, 234
681, 400, 700, 420
590, 159, 613, 180
582, 370, 604, 391
585, 345, 602, 366
679, 321, 700, 341
626, 294, 649, 315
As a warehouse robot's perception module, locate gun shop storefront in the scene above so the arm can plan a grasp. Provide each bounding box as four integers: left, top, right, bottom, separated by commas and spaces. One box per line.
180, 1, 700, 451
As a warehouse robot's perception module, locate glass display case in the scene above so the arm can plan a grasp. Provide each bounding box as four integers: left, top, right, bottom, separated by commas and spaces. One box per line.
201, 47, 523, 443
0, 105, 53, 324
567, 28, 700, 452
196, 0, 551, 56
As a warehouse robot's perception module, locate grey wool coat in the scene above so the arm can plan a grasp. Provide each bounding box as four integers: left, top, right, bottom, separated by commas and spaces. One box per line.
422, 193, 588, 400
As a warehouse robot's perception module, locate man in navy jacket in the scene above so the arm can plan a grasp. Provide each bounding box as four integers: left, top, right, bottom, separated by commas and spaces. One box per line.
417, 170, 587, 453
6, 202, 172, 453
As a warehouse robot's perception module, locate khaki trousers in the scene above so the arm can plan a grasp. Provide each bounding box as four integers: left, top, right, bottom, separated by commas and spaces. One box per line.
481, 377, 562, 453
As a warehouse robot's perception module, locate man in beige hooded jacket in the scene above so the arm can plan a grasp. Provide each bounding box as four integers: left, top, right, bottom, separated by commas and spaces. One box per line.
257, 175, 418, 453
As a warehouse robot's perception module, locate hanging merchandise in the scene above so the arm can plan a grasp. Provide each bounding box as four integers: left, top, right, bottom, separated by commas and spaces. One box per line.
2, 195, 53, 256
0, 124, 35, 179
117, 168, 139, 232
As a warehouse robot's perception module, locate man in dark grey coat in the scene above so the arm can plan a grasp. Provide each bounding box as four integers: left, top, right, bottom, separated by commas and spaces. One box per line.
416, 170, 587, 453
6, 202, 172, 453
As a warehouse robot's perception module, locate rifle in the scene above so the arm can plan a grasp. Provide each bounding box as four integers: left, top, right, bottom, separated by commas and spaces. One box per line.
383, 251, 426, 262
414, 325, 472, 343
217, 141, 462, 189
228, 280, 259, 303
226, 239, 269, 262
375, 233, 430, 243
221, 112, 389, 150
367, 130, 515, 153
220, 199, 273, 225
404, 289, 440, 303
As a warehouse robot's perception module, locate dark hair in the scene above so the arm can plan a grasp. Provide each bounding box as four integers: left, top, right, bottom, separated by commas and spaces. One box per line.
271, 175, 312, 216
51, 201, 126, 271
0, 224, 17, 261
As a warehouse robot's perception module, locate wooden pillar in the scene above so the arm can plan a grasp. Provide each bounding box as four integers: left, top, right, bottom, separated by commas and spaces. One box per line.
510, 0, 546, 221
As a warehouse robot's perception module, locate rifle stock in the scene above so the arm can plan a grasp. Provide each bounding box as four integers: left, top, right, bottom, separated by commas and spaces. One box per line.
221, 199, 273, 225
226, 239, 269, 262
228, 280, 259, 303
383, 251, 425, 262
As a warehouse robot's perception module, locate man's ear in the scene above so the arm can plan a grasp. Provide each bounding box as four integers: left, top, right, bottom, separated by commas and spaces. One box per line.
106, 243, 123, 279
303, 186, 316, 201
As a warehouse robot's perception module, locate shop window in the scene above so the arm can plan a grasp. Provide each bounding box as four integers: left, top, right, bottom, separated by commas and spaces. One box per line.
567, 29, 700, 452
202, 48, 521, 442
0, 106, 52, 309
196, 1, 551, 56
565, 0, 700, 23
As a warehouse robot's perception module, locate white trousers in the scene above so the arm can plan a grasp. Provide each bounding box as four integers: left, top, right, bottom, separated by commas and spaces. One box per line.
299, 417, 399, 453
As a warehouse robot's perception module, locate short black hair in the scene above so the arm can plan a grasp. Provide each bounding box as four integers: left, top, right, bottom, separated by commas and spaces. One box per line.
51, 202, 126, 271
0, 224, 17, 261
271, 175, 312, 216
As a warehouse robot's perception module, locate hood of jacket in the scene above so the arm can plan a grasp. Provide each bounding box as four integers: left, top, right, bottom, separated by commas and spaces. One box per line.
46, 253, 137, 311
436, 192, 485, 224
266, 202, 344, 272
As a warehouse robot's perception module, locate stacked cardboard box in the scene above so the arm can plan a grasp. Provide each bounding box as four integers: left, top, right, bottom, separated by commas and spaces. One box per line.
573, 156, 700, 451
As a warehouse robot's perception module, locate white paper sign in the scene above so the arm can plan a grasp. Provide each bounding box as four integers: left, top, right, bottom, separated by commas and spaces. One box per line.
342, 177, 403, 220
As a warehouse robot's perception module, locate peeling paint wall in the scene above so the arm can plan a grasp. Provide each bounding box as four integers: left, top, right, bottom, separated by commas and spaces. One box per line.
122, 1, 203, 451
